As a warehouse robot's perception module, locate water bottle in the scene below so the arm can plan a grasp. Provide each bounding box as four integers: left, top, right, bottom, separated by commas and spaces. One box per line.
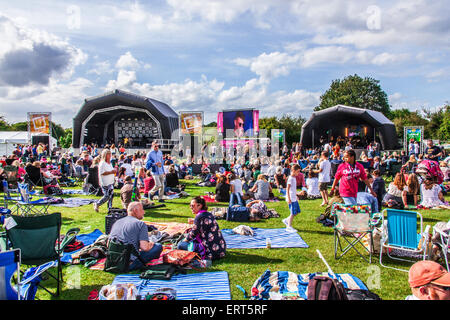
266, 237, 272, 249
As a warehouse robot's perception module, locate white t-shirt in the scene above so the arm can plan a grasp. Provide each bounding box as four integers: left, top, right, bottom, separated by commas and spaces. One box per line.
121, 163, 134, 177
98, 161, 115, 186
318, 159, 331, 183
306, 177, 320, 196
230, 179, 243, 195
286, 175, 298, 203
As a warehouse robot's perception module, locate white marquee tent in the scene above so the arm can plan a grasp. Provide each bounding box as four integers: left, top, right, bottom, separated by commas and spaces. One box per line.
0, 131, 57, 156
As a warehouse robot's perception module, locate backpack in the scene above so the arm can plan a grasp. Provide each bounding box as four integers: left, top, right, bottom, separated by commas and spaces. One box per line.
345, 289, 382, 300
307, 275, 348, 300
226, 206, 250, 222
104, 239, 146, 273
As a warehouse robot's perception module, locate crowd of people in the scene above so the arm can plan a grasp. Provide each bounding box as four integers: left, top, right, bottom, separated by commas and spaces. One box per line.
1, 136, 449, 300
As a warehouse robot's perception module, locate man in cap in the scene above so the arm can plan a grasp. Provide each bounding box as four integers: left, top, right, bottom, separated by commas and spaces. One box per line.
406, 260, 450, 300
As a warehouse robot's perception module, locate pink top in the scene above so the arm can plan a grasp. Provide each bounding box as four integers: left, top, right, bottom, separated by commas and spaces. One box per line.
334, 162, 367, 198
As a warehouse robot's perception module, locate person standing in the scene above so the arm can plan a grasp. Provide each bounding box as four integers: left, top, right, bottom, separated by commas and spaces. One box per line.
282, 164, 302, 233
315, 151, 331, 206
93, 149, 116, 212
425, 139, 442, 162
145, 141, 166, 203
330, 149, 376, 205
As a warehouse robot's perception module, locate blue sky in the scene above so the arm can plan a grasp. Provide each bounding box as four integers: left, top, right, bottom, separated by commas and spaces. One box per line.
0, 0, 448, 128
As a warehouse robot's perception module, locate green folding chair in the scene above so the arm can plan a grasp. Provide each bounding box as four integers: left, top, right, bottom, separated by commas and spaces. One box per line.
331, 203, 381, 263
5, 213, 79, 297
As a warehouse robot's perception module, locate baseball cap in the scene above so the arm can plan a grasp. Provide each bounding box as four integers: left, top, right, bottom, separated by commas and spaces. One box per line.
409, 261, 450, 288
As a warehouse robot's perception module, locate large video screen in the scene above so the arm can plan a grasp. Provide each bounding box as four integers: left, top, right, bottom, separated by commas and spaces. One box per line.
217, 109, 259, 138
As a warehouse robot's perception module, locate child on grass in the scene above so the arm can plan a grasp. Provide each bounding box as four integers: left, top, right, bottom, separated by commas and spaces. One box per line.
282, 164, 301, 233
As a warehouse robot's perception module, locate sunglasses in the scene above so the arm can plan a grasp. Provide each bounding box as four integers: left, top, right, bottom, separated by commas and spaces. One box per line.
430, 284, 450, 292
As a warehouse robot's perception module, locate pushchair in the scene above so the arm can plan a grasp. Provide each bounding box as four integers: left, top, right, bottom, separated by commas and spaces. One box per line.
415, 159, 444, 184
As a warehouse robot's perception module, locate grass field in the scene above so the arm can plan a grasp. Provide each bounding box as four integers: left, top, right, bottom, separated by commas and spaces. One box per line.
14, 179, 450, 300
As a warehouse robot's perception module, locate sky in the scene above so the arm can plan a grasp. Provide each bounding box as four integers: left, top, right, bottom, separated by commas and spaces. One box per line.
0, 0, 448, 128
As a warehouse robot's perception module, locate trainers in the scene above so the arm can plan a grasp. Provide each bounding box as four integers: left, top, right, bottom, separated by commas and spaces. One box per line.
93, 202, 99, 212
285, 226, 297, 233
282, 218, 289, 227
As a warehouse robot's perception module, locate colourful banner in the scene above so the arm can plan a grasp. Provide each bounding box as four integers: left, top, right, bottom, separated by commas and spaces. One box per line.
180, 112, 203, 135
28, 113, 50, 134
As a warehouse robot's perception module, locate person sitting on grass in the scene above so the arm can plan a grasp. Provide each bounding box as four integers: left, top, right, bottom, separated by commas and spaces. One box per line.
214, 175, 231, 202
178, 196, 226, 261
248, 174, 272, 201
382, 172, 407, 209
306, 170, 321, 200
109, 201, 162, 271
419, 175, 449, 209
402, 173, 420, 208
120, 176, 140, 209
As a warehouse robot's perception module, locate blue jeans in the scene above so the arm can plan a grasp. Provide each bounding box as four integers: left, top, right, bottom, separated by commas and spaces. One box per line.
357, 192, 379, 213
129, 243, 163, 271
229, 192, 245, 207
177, 241, 191, 251
342, 197, 358, 205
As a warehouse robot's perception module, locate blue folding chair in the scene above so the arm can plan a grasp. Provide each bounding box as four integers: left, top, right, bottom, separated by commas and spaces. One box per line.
14, 183, 50, 216
0, 248, 58, 300
379, 209, 430, 272
0, 249, 21, 300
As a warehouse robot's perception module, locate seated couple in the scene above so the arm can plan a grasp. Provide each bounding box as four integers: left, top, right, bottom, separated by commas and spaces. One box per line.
110, 198, 226, 271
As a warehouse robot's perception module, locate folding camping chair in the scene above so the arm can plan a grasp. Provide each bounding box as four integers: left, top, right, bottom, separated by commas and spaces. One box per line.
331, 203, 381, 263
24, 165, 44, 189
379, 209, 430, 272
83, 167, 102, 196
13, 183, 50, 216
3, 165, 19, 189
5, 213, 79, 297
432, 224, 449, 271
0, 249, 21, 300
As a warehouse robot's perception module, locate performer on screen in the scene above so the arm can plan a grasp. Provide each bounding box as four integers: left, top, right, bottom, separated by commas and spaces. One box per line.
233, 111, 245, 138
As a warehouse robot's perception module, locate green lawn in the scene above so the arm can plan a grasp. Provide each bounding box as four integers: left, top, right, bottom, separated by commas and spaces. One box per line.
24, 179, 450, 300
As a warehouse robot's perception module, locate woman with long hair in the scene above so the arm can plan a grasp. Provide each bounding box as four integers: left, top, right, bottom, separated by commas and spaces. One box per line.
402, 173, 419, 207
382, 173, 407, 209
93, 149, 116, 212
177, 196, 226, 261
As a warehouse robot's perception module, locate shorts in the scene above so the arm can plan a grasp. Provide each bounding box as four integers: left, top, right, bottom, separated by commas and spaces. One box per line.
289, 201, 301, 216
319, 182, 329, 191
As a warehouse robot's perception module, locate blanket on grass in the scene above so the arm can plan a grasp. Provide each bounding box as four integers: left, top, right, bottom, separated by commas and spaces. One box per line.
111, 271, 231, 300
222, 228, 309, 249
251, 269, 368, 300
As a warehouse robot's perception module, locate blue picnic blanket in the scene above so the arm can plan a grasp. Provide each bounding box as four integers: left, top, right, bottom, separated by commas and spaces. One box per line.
251, 269, 368, 300
222, 228, 309, 249
111, 271, 231, 300
60, 229, 103, 263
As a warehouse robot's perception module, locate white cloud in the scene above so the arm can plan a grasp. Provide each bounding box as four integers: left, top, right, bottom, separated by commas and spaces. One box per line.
115, 51, 141, 70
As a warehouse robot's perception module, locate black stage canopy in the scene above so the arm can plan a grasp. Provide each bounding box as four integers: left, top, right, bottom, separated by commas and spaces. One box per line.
300, 105, 399, 150
73, 89, 179, 148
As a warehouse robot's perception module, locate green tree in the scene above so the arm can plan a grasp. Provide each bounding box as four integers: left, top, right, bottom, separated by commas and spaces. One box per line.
259, 115, 306, 145
59, 128, 73, 148
438, 105, 450, 141
390, 108, 428, 140
315, 74, 391, 116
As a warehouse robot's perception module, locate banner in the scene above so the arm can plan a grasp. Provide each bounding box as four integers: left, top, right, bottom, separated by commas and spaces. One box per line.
180, 112, 203, 135
28, 113, 51, 135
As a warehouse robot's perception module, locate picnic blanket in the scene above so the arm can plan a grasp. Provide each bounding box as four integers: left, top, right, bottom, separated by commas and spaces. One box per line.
202, 195, 218, 203
221, 228, 309, 249
143, 221, 192, 239
111, 271, 231, 300
62, 189, 87, 195
61, 229, 103, 263
251, 269, 368, 300
50, 197, 96, 208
